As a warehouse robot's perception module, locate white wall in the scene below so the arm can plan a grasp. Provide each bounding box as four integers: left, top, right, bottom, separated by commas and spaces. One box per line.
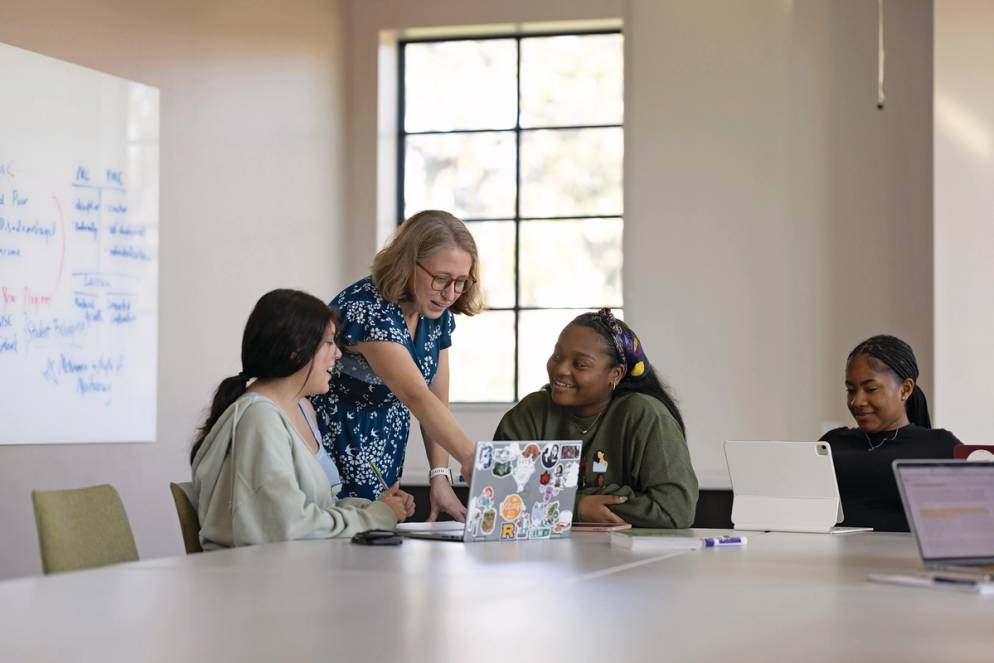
347, 0, 934, 487
934, 0, 994, 441
0, 0, 348, 579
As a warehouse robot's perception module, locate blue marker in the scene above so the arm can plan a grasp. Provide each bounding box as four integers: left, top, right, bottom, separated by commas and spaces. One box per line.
703, 536, 747, 547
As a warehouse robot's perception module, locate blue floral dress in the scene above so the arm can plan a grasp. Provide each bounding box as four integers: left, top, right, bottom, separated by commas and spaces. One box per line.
311, 276, 454, 499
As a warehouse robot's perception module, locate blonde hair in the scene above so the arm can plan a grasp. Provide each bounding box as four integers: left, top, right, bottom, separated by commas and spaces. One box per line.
371, 210, 483, 316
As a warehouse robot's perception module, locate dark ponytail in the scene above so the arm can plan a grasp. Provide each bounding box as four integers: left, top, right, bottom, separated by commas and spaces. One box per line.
190, 374, 250, 463
847, 334, 931, 428
569, 311, 687, 437
190, 289, 337, 463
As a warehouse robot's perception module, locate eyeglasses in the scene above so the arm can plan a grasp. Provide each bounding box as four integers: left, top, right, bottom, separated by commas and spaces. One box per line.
417, 262, 474, 294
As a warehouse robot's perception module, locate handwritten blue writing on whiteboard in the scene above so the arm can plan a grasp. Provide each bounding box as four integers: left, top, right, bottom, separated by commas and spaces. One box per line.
0, 247, 21, 257
75, 166, 90, 182
109, 222, 144, 237
73, 294, 95, 310
0, 314, 12, 328
76, 273, 111, 287
73, 220, 98, 238
108, 245, 150, 261
0, 336, 16, 353
106, 203, 128, 214
0, 217, 56, 238
77, 376, 112, 394
105, 169, 123, 186
74, 198, 100, 213
107, 296, 135, 324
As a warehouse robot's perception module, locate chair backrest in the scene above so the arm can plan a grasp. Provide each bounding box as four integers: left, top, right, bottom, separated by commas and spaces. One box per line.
31, 484, 139, 574
953, 445, 994, 461
169, 481, 203, 554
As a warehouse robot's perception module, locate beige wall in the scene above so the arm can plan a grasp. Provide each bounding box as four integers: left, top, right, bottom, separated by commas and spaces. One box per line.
934, 0, 994, 440
0, 0, 348, 579
347, 0, 934, 487
626, 0, 933, 484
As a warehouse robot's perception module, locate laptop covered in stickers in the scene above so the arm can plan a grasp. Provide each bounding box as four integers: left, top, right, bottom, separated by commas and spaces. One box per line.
401, 440, 582, 542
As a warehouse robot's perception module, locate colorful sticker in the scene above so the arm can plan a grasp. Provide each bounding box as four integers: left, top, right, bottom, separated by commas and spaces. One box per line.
531, 501, 547, 525
542, 484, 558, 502
539, 471, 550, 486
522, 443, 541, 460
468, 507, 483, 537
493, 461, 512, 478
479, 486, 495, 508
514, 513, 530, 539
544, 501, 560, 527
529, 526, 552, 540
553, 510, 573, 535
500, 523, 516, 541
476, 443, 494, 471
481, 508, 497, 535
563, 462, 580, 488
500, 494, 524, 521
541, 443, 560, 469
592, 450, 608, 473
561, 443, 581, 460
511, 455, 536, 491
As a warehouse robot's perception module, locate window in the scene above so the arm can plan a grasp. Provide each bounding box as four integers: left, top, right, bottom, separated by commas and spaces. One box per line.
399, 31, 624, 402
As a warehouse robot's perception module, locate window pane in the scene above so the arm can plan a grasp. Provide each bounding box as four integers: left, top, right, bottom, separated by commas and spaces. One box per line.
404, 40, 517, 132
520, 128, 623, 218
519, 218, 623, 308
466, 221, 515, 309
518, 308, 625, 398
520, 34, 623, 128
448, 310, 515, 402
405, 132, 516, 219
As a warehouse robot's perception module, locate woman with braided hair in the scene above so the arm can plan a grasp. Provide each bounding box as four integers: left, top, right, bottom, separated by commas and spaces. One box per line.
494, 309, 698, 528
820, 334, 961, 531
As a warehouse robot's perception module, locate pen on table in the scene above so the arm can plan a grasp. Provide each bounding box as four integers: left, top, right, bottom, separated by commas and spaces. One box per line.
932, 575, 979, 586
369, 461, 390, 495
703, 536, 747, 547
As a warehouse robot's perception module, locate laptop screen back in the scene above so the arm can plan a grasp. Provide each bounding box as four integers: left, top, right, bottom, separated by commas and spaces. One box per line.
894, 461, 994, 564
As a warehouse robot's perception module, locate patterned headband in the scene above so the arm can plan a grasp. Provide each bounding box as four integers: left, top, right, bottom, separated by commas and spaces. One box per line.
596, 308, 649, 381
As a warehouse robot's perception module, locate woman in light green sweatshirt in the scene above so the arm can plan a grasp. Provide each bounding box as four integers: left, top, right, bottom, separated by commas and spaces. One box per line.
190, 289, 411, 549
494, 309, 698, 528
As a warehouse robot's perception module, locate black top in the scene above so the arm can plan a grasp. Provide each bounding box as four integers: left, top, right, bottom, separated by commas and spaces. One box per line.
819, 425, 961, 532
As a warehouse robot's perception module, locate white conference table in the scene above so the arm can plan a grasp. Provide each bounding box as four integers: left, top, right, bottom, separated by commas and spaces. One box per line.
0, 530, 991, 662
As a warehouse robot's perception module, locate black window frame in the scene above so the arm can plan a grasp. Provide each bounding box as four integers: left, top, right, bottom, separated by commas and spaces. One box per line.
398, 29, 624, 403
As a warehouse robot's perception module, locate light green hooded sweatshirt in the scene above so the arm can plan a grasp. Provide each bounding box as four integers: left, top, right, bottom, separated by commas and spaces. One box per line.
191, 393, 396, 549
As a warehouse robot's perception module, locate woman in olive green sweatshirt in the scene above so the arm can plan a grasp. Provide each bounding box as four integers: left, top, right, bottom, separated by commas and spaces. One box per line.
494, 309, 698, 528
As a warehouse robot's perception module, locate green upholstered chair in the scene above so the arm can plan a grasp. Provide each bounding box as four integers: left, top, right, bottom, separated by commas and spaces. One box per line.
169, 481, 203, 554
31, 484, 139, 574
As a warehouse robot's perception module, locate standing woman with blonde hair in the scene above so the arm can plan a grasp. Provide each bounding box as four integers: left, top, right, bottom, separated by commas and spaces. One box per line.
312, 210, 482, 521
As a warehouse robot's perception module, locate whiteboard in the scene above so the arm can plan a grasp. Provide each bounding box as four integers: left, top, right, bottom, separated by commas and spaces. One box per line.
0, 42, 159, 444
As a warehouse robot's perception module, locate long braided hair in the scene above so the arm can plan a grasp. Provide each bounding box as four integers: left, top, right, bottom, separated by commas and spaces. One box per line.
847, 334, 931, 428
568, 309, 686, 436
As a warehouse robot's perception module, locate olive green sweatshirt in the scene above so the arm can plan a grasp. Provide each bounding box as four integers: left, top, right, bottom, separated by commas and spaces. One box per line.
494, 389, 698, 528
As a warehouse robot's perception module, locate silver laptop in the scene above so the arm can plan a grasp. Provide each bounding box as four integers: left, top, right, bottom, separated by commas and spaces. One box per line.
893, 460, 994, 578
401, 440, 582, 542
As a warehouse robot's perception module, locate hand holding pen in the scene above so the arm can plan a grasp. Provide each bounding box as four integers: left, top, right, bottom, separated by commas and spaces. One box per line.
369, 461, 415, 518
